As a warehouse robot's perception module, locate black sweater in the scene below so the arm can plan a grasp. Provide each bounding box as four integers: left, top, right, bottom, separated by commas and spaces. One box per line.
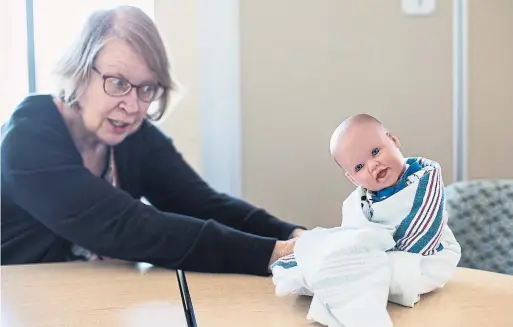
1, 94, 303, 275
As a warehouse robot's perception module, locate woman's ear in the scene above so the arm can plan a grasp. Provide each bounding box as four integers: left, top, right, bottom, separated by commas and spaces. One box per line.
386, 132, 402, 148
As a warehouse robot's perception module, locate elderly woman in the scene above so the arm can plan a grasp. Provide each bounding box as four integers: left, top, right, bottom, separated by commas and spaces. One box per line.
1, 6, 304, 276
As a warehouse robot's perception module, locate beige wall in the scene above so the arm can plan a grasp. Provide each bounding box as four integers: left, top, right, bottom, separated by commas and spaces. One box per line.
152, 1, 512, 229
154, 0, 202, 173
239, 1, 454, 228
468, 0, 513, 179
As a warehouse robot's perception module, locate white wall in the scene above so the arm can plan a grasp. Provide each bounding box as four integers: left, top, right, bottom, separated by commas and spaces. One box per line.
0, 0, 29, 124
239, 0, 454, 228
467, 0, 513, 179
154, 0, 202, 174
154, 0, 242, 197
152, 1, 454, 229
152, 0, 513, 230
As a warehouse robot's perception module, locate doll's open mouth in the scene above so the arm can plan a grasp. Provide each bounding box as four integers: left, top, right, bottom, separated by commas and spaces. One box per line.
377, 168, 388, 179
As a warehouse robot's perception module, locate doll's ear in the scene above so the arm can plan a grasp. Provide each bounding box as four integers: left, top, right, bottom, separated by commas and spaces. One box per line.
386, 131, 402, 148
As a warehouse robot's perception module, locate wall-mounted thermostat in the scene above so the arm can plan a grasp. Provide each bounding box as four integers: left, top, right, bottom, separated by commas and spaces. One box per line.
402, 0, 436, 16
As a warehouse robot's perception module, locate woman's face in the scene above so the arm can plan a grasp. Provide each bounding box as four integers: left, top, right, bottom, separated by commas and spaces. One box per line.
77, 39, 160, 146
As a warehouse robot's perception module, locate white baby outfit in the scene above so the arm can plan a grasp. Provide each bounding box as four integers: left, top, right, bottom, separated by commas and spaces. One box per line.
271, 157, 461, 327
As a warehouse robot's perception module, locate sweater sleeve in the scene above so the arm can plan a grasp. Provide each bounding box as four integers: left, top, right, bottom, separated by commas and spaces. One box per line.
1, 118, 278, 275
140, 121, 305, 240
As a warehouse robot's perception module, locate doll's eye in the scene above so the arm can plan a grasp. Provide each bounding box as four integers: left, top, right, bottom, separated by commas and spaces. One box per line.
355, 163, 364, 172
372, 148, 380, 156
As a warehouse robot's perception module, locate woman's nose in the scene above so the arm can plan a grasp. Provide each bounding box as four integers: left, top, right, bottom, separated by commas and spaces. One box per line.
121, 89, 141, 114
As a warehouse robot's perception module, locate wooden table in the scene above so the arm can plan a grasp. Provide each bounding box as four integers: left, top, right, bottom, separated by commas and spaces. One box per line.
1, 261, 188, 327
2, 263, 512, 327
185, 267, 513, 327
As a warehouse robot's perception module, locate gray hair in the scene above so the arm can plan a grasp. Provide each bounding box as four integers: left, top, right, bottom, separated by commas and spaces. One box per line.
53, 6, 175, 121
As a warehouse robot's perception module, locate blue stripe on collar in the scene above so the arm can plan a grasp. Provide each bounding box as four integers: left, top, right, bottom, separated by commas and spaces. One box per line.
371, 160, 423, 202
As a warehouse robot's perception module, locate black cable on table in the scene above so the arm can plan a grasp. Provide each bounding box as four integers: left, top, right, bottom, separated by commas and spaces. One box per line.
176, 269, 197, 327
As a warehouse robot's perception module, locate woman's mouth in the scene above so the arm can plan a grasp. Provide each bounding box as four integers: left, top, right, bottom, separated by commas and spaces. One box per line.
108, 119, 130, 128
108, 119, 132, 135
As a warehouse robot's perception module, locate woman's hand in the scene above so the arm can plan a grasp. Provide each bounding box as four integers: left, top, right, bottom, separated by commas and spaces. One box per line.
268, 238, 297, 270
268, 228, 307, 271
290, 228, 305, 239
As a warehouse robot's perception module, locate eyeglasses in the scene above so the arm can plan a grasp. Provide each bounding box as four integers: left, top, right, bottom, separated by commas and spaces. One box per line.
92, 67, 164, 103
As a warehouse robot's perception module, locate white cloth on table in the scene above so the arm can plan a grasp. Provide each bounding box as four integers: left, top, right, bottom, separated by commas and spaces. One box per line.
272, 225, 460, 327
